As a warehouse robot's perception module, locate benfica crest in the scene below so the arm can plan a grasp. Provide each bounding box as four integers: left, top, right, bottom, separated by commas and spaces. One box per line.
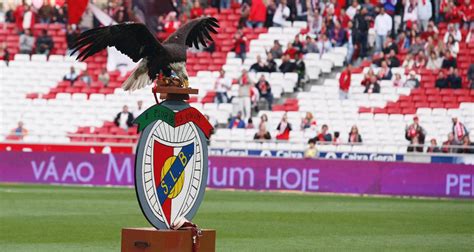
134, 101, 213, 230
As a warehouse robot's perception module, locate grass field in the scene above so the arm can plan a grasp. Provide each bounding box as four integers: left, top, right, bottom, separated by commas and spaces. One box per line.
0, 184, 473, 251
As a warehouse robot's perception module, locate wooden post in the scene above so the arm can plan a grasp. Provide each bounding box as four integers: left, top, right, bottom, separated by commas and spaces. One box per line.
121, 228, 216, 252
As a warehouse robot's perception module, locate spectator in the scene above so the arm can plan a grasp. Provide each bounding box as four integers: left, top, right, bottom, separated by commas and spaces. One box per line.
284, 42, 298, 59
279, 54, 296, 73
163, 12, 180, 34
329, 22, 347, 47
409, 36, 425, 55
66, 25, 80, 56
353, 7, 370, 57
256, 75, 273, 109
417, 0, 432, 31
214, 70, 231, 104
232, 29, 248, 61
346, 21, 355, 63
374, 7, 392, 53
315, 124, 332, 142
333, 131, 342, 144
114, 105, 134, 130
346, 0, 361, 19
393, 73, 403, 87
338, 8, 351, 28
264, 53, 277, 72
435, 71, 449, 89
294, 53, 306, 89
54, 6, 67, 24
316, 33, 333, 54
247, 0, 266, 28
190, 0, 203, 19
364, 76, 381, 93
458, 136, 474, 154
292, 35, 304, 53
276, 113, 292, 140
254, 122, 271, 140
64, 66, 79, 85
36, 29, 54, 55
361, 68, 376, 87
250, 83, 260, 112
413, 51, 427, 69
441, 50, 457, 69
300, 112, 317, 130
339, 64, 351, 99
38, 2, 54, 23
250, 55, 266, 72
22, 5, 35, 31
426, 51, 442, 70
402, 53, 415, 69
259, 113, 269, 129
304, 36, 318, 53
239, 2, 251, 27
382, 36, 398, 55
228, 112, 246, 129
10, 121, 28, 140
237, 69, 253, 120
0, 44, 10, 66
19, 28, 35, 54
452, 117, 469, 144
80, 70, 93, 86
468, 64, 474, 89
247, 118, 255, 129
405, 116, 426, 152
404, 71, 420, 88
98, 68, 110, 87
272, 0, 290, 27
269, 40, 283, 59
304, 139, 318, 158
445, 35, 459, 57
403, 0, 418, 30
442, 133, 457, 153
377, 61, 392, 80
348, 125, 363, 143
133, 100, 145, 118
386, 49, 400, 67
460, 0, 474, 29
427, 138, 441, 153
443, 24, 462, 43
308, 9, 323, 35
221, 0, 230, 9
265, 0, 277, 27
447, 68, 462, 89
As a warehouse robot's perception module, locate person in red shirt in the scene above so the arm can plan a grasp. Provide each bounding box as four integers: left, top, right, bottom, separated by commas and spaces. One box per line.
460, 0, 474, 29
232, 29, 248, 61
276, 113, 292, 140
445, 1, 462, 25
190, 0, 203, 19
338, 8, 351, 29
164, 12, 180, 34
339, 64, 351, 99
284, 42, 298, 59
247, 0, 266, 28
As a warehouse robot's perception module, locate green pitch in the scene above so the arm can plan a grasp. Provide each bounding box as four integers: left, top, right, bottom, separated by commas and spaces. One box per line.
0, 184, 472, 251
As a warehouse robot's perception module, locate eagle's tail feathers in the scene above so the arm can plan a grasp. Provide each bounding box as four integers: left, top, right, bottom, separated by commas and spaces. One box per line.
122, 60, 152, 91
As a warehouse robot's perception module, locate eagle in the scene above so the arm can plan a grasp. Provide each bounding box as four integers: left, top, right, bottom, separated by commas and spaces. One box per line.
70, 17, 219, 91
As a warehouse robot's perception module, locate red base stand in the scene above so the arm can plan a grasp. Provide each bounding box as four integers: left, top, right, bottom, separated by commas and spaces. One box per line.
121, 227, 216, 252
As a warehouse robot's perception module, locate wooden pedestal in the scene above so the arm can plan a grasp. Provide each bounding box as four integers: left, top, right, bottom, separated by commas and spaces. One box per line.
121, 227, 216, 252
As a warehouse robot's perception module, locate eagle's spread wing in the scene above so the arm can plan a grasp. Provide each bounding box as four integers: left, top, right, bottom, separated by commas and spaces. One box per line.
164, 17, 219, 49
71, 23, 163, 62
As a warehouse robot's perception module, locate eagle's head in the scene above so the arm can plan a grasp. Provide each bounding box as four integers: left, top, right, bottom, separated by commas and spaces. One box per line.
169, 62, 189, 88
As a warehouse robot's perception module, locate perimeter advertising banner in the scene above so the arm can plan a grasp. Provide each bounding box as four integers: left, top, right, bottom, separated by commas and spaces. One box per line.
0, 152, 472, 198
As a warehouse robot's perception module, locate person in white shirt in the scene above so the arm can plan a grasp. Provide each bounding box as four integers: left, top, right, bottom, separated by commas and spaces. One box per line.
374, 7, 393, 53
214, 70, 231, 104
114, 105, 134, 130
403, 0, 418, 28
417, 0, 432, 31
346, 0, 360, 20
443, 24, 462, 43
316, 34, 333, 54
272, 0, 290, 27
133, 100, 145, 118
